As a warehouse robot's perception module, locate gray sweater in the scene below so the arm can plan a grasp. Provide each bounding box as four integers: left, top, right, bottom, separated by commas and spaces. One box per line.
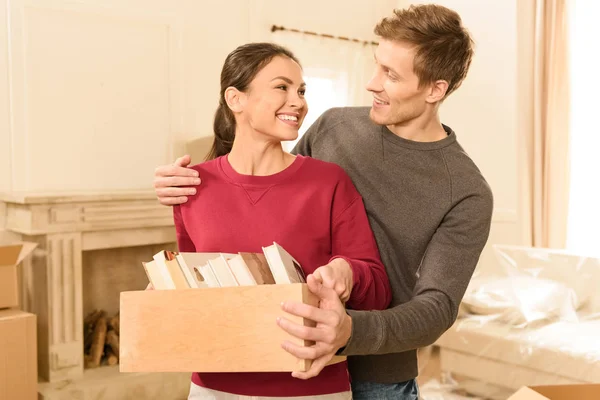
292, 107, 493, 383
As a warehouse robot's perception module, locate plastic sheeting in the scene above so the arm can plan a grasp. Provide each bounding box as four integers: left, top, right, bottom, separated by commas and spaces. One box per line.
432, 245, 600, 400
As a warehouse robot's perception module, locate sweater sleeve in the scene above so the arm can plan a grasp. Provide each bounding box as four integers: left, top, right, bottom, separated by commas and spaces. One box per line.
329, 173, 392, 311
173, 205, 196, 252
340, 188, 493, 356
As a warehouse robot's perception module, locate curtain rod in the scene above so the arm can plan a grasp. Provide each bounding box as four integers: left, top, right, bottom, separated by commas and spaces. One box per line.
270, 25, 378, 46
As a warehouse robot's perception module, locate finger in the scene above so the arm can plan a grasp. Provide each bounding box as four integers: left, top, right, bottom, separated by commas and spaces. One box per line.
307, 274, 340, 303
158, 196, 188, 206
311, 270, 323, 284
154, 176, 200, 189
281, 340, 325, 361
316, 269, 336, 290
292, 354, 333, 380
155, 164, 199, 179
276, 316, 326, 342
340, 291, 350, 303
174, 154, 192, 168
281, 301, 336, 325
155, 187, 197, 198
333, 282, 347, 297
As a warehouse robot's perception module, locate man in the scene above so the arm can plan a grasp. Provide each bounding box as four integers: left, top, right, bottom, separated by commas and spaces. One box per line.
153, 4, 493, 399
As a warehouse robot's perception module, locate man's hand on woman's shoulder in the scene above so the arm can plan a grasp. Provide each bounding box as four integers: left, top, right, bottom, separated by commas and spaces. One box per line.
154, 155, 201, 205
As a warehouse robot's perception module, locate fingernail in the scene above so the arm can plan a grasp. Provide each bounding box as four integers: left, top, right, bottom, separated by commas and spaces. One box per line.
188, 188, 196, 195
192, 171, 199, 177
193, 178, 201, 185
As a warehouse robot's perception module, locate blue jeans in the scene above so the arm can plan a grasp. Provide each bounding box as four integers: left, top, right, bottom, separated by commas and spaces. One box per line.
351, 379, 419, 400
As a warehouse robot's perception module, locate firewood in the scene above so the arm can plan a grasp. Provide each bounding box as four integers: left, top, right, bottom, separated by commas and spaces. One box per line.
84, 328, 95, 353
84, 309, 104, 326
84, 309, 99, 325
108, 314, 119, 335
84, 310, 105, 352
106, 348, 118, 366
106, 330, 119, 357
84, 354, 94, 368
89, 316, 107, 368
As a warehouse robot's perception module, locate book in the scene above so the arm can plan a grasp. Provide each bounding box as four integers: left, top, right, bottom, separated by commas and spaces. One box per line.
208, 255, 239, 287
239, 252, 275, 285
197, 263, 221, 288
262, 242, 306, 284
174, 253, 200, 288
227, 254, 258, 286
178, 252, 237, 270
177, 252, 236, 286
152, 250, 189, 289
142, 244, 301, 290
142, 260, 173, 290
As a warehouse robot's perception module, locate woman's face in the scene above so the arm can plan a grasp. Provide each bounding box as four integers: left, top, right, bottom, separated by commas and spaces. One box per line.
238, 56, 308, 142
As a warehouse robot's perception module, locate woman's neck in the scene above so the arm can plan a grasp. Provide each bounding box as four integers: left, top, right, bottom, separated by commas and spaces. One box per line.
227, 131, 295, 176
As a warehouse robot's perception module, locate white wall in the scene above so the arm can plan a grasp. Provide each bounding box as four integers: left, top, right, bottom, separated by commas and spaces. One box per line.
0, 1, 10, 194
0, 0, 396, 195
247, 0, 397, 42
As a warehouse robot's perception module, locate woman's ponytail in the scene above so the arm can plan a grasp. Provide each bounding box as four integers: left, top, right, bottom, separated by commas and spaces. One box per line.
206, 101, 236, 161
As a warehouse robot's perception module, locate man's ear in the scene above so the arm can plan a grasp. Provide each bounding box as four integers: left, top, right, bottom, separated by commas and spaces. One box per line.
224, 87, 245, 113
426, 80, 449, 103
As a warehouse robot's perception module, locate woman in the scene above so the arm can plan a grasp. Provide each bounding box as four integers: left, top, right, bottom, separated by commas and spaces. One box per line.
176, 42, 391, 399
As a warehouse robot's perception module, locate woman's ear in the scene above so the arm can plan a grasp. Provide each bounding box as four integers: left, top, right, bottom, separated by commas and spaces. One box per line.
224, 87, 245, 113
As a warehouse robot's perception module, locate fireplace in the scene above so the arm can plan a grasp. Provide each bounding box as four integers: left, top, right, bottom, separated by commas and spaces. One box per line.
1, 191, 191, 399
83, 244, 169, 370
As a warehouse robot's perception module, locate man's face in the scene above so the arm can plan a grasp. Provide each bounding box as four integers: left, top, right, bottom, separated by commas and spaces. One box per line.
366, 39, 431, 129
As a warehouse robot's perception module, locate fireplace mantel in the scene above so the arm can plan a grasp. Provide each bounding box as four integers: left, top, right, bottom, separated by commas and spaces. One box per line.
2, 190, 175, 249
1, 190, 178, 389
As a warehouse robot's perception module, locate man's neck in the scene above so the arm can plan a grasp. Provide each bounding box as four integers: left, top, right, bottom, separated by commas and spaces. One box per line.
386, 113, 447, 142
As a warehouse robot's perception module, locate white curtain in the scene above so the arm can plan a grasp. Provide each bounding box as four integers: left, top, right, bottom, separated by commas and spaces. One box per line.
566, 0, 600, 256
520, 0, 571, 249
271, 30, 375, 150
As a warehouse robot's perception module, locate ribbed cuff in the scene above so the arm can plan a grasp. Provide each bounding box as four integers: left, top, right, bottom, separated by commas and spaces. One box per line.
339, 309, 384, 356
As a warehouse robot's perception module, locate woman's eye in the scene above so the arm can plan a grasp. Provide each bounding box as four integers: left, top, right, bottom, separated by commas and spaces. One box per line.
277, 85, 287, 91
299, 89, 306, 96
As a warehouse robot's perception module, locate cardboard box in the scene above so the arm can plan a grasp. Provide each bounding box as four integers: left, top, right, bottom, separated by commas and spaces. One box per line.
0, 242, 37, 309
0, 309, 37, 400
120, 283, 345, 373
509, 384, 600, 399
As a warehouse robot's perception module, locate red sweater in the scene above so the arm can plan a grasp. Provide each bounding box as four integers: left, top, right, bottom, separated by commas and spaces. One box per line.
173, 154, 391, 397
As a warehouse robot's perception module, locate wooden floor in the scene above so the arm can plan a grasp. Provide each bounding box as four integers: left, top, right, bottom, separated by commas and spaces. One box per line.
37, 346, 485, 400
417, 346, 485, 400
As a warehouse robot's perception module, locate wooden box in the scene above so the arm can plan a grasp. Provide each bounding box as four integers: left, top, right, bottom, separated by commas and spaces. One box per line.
119, 283, 345, 373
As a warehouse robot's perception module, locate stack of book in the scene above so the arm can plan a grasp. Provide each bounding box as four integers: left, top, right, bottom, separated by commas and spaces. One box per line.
143, 242, 306, 290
